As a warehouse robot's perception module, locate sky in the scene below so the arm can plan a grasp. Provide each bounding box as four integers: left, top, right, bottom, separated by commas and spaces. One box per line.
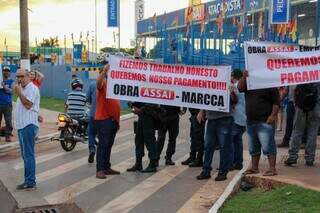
0, 0, 211, 52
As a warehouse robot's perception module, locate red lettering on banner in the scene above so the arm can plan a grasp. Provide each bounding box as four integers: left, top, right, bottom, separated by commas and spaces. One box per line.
267, 57, 320, 71
140, 87, 175, 100
110, 70, 146, 82
119, 60, 148, 70
280, 70, 320, 84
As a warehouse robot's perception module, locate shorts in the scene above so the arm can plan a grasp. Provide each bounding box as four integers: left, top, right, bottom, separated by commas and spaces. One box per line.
247, 122, 277, 156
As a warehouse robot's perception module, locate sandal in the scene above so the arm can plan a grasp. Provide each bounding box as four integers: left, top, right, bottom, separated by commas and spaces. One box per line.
244, 169, 260, 175
263, 170, 278, 176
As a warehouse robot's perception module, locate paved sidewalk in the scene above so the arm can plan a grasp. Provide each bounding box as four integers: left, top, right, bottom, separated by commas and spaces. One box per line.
246, 130, 320, 192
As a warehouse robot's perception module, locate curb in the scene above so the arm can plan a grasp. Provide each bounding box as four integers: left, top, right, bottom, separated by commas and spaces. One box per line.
0, 113, 136, 153
208, 163, 249, 213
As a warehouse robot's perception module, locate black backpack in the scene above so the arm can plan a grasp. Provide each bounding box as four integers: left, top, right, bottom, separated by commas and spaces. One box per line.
295, 83, 318, 112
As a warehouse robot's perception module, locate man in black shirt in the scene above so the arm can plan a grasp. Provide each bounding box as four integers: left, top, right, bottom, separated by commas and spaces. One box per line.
127, 102, 160, 173
238, 71, 280, 176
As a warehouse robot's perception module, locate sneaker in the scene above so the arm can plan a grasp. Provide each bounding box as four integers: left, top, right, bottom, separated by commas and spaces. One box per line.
16, 183, 36, 191
88, 152, 95, 164
215, 173, 227, 181
104, 168, 120, 175
196, 171, 211, 180
306, 161, 314, 167
141, 165, 157, 173
284, 158, 297, 166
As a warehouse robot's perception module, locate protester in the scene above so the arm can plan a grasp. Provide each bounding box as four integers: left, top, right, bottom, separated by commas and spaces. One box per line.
285, 83, 320, 166
196, 90, 237, 181
14, 69, 41, 190
86, 80, 98, 163
276, 87, 286, 131
278, 86, 295, 147
156, 105, 185, 166
230, 70, 246, 171
238, 71, 280, 176
0, 66, 14, 142
181, 108, 205, 167
127, 102, 160, 173
95, 64, 121, 179
29, 69, 44, 88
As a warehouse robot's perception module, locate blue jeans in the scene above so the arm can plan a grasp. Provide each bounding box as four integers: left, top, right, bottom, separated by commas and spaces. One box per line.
230, 123, 246, 167
18, 124, 38, 186
88, 117, 97, 153
96, 119, 118, 172
247, 123, 277, 156
203, 117, 233, 174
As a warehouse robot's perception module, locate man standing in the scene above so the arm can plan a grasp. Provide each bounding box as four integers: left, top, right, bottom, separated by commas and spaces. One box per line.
196, 90, 237, 181
14, 69, 40, 190
181, 108, 205, 167
95, 64, 121, 179
86, 80, 98, 163
127, 102, 160, 173
0, 67, 14, 142
157, 105, 184, 166
238, 71, 280, 176
285, 83, 320, 166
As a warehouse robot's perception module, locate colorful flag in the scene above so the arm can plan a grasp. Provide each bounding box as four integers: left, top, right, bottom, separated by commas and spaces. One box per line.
237, 17, 243, 38
185, 7, 193, 24
258, 11, 265, 39
200, 11, 208, 35
216, 11, 223, 35
291, 14, 298, 42
162, 12, 167, 26
171, 11, 179, 27
152, 13, 157, 25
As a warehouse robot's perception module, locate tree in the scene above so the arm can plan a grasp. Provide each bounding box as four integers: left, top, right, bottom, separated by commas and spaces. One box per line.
40, 37, 59, 47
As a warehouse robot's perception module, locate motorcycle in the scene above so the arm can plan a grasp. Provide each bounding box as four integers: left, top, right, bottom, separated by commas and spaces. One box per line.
51, 113, 89, 152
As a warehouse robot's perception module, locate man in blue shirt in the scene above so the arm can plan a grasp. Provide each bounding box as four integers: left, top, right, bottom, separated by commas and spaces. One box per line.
86, 80, 97, 163
0, 67, 14, 142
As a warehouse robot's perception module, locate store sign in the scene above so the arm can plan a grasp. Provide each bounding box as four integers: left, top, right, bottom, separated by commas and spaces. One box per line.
270, 0, 290, 24
135, 0, 144, 37
207, 0, 242, 17
107, 0, 118, 27
193, 4, 205, 21
189, 0, 201, 6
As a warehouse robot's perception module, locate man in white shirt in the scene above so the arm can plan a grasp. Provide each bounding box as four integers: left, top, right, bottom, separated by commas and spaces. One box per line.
14, 69, 41, 191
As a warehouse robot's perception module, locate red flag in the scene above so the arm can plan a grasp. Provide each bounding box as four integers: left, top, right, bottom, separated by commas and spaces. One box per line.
172, 11, 179, 27
162, 12, 167, 26
237, 17, 243, 38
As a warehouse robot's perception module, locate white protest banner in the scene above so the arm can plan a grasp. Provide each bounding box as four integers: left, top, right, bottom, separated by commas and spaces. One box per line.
244, 41, 320, 90
107, 55, 231, 112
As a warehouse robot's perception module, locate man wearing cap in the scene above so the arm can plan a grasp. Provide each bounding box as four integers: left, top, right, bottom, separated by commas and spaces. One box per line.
0, 67, 14, 142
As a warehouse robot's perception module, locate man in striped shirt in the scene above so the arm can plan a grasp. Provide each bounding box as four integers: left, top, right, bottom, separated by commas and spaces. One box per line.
66, 78, 86, 119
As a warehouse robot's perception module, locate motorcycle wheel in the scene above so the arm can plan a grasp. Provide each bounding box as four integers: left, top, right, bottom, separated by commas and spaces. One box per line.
60, 129, 77, 152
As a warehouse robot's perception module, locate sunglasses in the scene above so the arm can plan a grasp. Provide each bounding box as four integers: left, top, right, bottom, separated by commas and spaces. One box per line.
16, 75, 26, 79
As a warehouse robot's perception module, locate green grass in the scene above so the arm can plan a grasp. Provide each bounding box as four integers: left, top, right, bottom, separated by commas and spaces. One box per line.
220, 185, 320, 213
14, 94, 132, 114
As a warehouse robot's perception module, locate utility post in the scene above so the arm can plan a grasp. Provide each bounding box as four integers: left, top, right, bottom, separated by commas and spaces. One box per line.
20, 0, 30, 70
